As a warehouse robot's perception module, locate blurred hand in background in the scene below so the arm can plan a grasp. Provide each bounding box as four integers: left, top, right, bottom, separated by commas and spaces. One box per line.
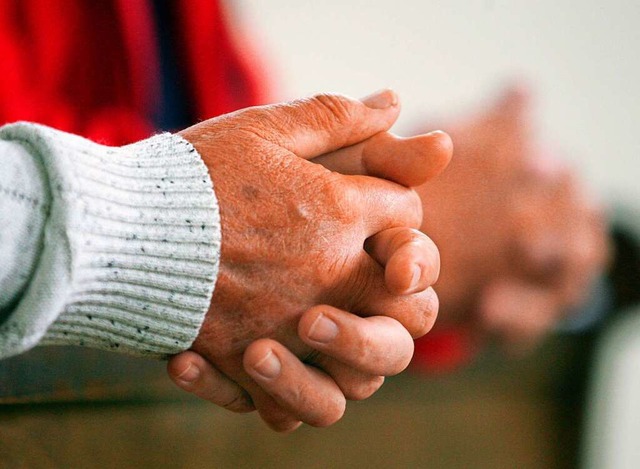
414, 85, 610, 361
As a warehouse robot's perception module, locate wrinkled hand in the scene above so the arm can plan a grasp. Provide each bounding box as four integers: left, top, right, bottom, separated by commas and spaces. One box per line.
415, 85, 610, 352
169, 120, 451, 431
174, 91, 451, 430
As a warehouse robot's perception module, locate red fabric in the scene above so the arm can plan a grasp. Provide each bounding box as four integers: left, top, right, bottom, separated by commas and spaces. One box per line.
411, 328, 479, 374
0, 0, 270, 145
177, 0, 269, 120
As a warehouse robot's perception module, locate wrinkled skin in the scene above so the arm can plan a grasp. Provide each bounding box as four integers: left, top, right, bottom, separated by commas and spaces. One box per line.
417, 85, 610, 352
175, 91, 451, 430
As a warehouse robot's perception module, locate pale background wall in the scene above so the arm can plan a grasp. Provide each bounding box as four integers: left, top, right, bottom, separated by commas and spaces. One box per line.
236, 0, 640, 204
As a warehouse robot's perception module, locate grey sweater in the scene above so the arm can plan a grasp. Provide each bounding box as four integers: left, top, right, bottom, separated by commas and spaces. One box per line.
0, 123, 220, 359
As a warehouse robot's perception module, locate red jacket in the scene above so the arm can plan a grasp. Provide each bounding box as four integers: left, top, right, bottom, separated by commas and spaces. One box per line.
0, 0, 269, 145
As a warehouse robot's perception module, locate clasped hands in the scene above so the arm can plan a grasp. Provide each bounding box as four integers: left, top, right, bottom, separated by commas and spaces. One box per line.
166, 89, 452, 431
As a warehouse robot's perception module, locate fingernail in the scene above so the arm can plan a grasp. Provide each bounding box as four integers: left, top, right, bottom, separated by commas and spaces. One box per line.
361, 89, 398, 109
408, 264, 422, 292
176, 363, 200, 383
307, 313, 339, 343
252, 350, 281, 379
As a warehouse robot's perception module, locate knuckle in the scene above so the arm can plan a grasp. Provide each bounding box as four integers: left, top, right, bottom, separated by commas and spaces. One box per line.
390, 227, 430, 252
312, 185, 365, 290
339, 185, 364, 223
324, 176, 355, 216
310, 93, 357, 127
314, 174, 360, 225
389, 226, 419, 246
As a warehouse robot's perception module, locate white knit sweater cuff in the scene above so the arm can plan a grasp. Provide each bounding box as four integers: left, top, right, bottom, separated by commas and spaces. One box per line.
0, 123, 220, 358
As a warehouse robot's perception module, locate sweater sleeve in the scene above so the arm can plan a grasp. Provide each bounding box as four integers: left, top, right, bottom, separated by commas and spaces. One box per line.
0, 140, 49, 321
0, 122, 220, 359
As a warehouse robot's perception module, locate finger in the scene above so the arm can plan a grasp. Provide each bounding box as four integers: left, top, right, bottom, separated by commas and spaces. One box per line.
312, 356, 385, 401
220, 358, 304, 433
237, 90, 401, 159
244, 339, 346, 428
245, 386, 303, 433
167, 351, 255, 413
313, 130, 453, 187
348, 175, 424, 233
364, 227, 440, 295
299, 306, 415, 376
349, 252, 440, 338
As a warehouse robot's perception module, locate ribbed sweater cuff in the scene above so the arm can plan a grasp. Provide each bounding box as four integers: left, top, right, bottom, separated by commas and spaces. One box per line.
0, 124, 220, 358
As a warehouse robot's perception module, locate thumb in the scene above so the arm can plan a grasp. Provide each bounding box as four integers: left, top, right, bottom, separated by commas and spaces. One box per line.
239, 89, 401, 159
312, 130, 453, 188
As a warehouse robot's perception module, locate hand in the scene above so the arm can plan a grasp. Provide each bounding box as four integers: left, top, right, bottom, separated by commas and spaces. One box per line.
176, 90, 451, 430
168, 302, 416, 428
415, 85, 609, 352
168, 125, 452, 431
476, 160, 609, 351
